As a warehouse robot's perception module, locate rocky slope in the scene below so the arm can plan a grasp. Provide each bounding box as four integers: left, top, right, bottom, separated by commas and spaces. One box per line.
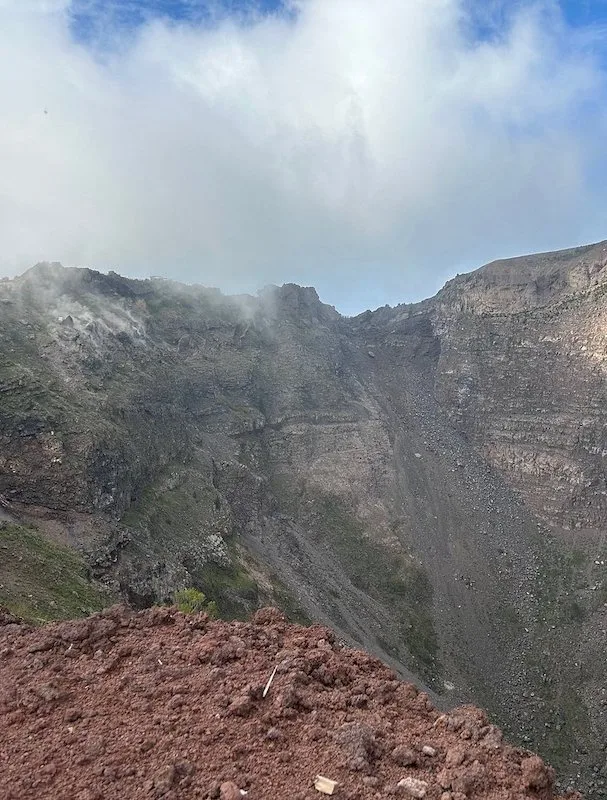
1, 247, 607, 794
0, 604, 581, 800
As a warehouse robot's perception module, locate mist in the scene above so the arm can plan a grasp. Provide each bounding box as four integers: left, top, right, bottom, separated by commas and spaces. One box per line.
1, 0, 606, 313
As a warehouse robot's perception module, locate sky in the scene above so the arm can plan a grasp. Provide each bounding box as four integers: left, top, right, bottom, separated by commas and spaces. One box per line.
1, 1, 607, 314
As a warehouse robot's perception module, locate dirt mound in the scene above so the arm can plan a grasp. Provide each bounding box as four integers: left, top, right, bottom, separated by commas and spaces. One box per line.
0, 606, 580, 800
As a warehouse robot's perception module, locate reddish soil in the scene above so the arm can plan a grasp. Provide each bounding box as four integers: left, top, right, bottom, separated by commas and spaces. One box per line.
0, 605, 581, 800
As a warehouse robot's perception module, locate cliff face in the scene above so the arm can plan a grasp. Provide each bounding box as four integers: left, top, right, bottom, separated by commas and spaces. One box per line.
430, 240, 607, 532
1, 248, 607, 795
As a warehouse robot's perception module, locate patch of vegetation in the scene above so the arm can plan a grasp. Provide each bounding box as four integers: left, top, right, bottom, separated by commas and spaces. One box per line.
121, 472, 222, 548
120, 467, 312, 625
304, 491, 440, 683
0, 522, 112, 623
189, 559, 260, 621
173, 587, 218, 617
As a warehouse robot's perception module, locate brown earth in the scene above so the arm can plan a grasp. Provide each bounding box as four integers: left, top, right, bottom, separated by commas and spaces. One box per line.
0, 605, 580, 800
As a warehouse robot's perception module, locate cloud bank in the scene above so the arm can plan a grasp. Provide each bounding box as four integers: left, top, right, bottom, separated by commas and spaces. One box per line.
1, 0, 606, 313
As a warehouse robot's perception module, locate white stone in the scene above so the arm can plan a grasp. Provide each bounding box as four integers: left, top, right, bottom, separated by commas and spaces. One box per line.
397, 776, 428, 798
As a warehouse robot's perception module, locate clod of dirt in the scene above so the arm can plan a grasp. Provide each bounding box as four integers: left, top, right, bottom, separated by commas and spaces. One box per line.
397, 776, 428, 798
0, 605, 582, 800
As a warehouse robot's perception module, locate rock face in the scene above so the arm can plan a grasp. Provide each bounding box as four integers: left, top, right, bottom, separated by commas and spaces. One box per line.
431, 240, 607, 531
1, 248, 607, 795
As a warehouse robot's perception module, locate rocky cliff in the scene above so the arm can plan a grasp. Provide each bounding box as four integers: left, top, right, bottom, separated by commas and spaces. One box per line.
431, 240, 607, 531
1, 247, 607, 795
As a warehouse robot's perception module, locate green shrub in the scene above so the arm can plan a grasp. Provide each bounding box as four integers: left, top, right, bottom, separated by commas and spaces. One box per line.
173, 587, 218, 617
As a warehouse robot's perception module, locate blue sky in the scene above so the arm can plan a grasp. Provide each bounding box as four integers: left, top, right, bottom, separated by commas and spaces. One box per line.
562, 0, 607, 25
69, 0, 286, 42
69, 0, 607, 41
1, 0, 607, 313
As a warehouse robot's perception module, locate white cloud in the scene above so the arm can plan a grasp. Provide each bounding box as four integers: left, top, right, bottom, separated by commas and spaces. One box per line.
0, 0, 606, 313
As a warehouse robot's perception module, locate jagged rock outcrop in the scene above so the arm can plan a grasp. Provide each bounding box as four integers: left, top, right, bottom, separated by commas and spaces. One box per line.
1, 247, 607, 795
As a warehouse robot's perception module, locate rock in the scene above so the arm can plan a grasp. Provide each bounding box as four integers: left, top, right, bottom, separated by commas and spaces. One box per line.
335, 722, 380, 772
396, 777, 428, 798
314, 775, 338, 795
391, 745, 417, 766
27, 638, 56, 653
265, 726, 283, 741
219, 781, 242, 800
227, 695, 253, 717
480, 725, 502, 749
451, 760, 485, 795
437, 769, 451, 789
445, 746, 466, 767
153, 764, 176, 796
422, 745, 436, 757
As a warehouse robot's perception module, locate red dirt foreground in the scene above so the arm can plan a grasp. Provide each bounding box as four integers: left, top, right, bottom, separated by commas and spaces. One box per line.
0, 605, 581, 800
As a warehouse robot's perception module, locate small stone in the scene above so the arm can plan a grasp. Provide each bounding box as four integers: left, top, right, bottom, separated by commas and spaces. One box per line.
437, 769, 451, 789
219, 782, 241, 800
422, 745, 436, 757
140, 738, 156, 753
481, 725, 503, 749
391, 746, 417, 766
350, 693, 368, 708
314, 775, 338, 795
396, 777, 428, 798
35, 683, 61, 702
445, 746, 466, 767
227, 695, 253, 717
153, 765, 176, 796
